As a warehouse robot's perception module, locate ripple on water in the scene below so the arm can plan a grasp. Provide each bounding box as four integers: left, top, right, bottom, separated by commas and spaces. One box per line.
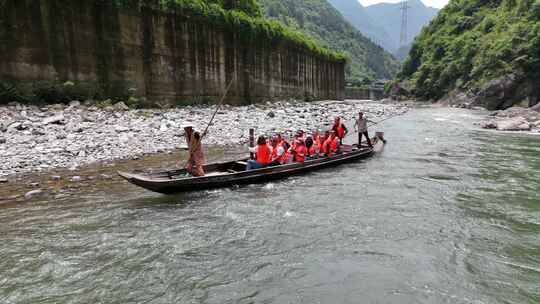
1, 108, 539, 303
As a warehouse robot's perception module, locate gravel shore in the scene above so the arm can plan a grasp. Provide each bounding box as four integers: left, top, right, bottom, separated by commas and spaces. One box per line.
0, 100, 409, 177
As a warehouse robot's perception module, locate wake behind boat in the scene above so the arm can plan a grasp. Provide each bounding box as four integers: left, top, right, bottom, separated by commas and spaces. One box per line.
118, 134, 385, 194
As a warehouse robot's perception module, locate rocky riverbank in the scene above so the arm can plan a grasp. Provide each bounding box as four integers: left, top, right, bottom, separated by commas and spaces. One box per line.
478, 103, 540, 132
0, 100, 409, 178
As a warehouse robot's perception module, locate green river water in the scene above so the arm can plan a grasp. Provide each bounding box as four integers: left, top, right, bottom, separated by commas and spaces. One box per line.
0, 107, 539, 303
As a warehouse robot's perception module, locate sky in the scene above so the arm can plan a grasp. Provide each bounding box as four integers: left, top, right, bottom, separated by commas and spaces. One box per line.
358, 0, 449, 9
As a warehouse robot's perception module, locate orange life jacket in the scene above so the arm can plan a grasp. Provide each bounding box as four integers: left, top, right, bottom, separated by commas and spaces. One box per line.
294, 144, 306, 162
256, 144, 272, 164
271, 143, 286, 164
336, 123, 346, 139
323, 137, 338, 156
308, 145, 316, 156
313, 136, 321, 154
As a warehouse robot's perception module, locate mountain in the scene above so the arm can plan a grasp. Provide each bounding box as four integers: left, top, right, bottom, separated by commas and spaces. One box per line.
365, 0, 439, 49
326, 0, 396, 52
259, 0, 400, 82
328, 0, 438, 56
399, 0, 540, 109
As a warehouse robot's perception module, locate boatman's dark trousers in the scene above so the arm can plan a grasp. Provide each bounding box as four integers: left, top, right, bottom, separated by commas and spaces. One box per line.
359, 131, 373, 148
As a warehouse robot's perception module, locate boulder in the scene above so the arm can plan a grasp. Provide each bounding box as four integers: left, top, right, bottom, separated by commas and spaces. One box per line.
480, 120, 497, 129
82, 114, 95, 122
115, 125, 130, 133
0, 137, 5, 144
69, 100, 81, 107
31, 129, 46, 136
24, 189, 44, 200
0, 177, 7, 183
113, 102, 130, 111
267, 111, 275, 118
43, 114, 66, 125
71, 176, 82, 182
496, 117, 531, 131
50, 104, 65, 111
9, 121, 30, 131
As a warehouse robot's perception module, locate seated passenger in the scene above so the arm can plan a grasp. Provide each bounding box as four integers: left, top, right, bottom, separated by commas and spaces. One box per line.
310, 129, 322, 158
247, 136, 272, 170
291, 138, 307, 163
305, 136, 314, 159
269, 136, 286, 166
322, 130, 339, 157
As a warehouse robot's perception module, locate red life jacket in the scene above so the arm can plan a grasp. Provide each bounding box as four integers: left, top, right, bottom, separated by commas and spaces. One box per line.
318, 137, 325, 154
313, 136, 321, 154
336, 123, 346, 139
308, 145, 315, 156
256, 144, 272, 164
294, 144, 306, 162
271, 144, 286, 164
323, 137, 338, 156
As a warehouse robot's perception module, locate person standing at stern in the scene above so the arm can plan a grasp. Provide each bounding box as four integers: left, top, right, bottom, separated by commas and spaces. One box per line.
354, 112, 373, 148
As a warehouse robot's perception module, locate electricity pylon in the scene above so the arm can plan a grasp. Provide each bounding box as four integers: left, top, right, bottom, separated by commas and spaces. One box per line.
399, 0, 410, 47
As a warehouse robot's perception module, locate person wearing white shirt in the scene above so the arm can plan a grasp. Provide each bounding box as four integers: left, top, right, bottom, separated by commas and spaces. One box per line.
354, 112, 373, 148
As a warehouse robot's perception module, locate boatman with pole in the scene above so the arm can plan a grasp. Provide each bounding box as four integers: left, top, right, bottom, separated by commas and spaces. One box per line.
355, 112, 373, 148
184, 126, 205, 177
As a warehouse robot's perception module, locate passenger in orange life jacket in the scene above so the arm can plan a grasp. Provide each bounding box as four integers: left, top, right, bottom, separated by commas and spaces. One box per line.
269, 136, 287, 166
305, 136, 314, 159
247, 136, 272, 170
332, 117, 348, 144
319, 130, 329, 155
276, 133, 289, 150
310, 129, 322, 158
290, 137, 307, 163
322, 130, 339, 157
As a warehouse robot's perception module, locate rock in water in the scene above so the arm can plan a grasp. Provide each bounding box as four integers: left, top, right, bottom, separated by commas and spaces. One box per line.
496, 117, 531, 131
267, 111, 275, 118
0, 178, 8, 183
0, 137, 6, 144
25, 189, 44, 200
43, 114, 66, 125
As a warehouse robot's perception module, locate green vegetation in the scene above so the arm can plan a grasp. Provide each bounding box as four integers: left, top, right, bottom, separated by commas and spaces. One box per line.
399, 0, 540, 100
0, 80, 131, 105
108, 0, 346, 62
258, 0, 399, 82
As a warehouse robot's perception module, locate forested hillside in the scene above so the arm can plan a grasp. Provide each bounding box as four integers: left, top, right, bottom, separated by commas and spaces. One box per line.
327, 0, 395, 52
399, 0, 540, 108
259, 0, 400, 82
365, 0, 438, 52
328, 0, 438, 58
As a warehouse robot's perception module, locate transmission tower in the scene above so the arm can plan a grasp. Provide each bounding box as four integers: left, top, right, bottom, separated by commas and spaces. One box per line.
399, 0, 410, 48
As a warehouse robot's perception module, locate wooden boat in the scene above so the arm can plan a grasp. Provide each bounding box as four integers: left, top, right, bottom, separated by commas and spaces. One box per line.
118, 134, 385, 194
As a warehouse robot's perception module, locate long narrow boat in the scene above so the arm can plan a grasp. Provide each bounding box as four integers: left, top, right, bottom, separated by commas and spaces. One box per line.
118, 134, 385, 194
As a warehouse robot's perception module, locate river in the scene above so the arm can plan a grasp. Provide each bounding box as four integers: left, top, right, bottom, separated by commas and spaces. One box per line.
0, 107, 538, 303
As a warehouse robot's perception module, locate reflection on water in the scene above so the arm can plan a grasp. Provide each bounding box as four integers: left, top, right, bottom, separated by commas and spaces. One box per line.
0, 108, 539, 303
